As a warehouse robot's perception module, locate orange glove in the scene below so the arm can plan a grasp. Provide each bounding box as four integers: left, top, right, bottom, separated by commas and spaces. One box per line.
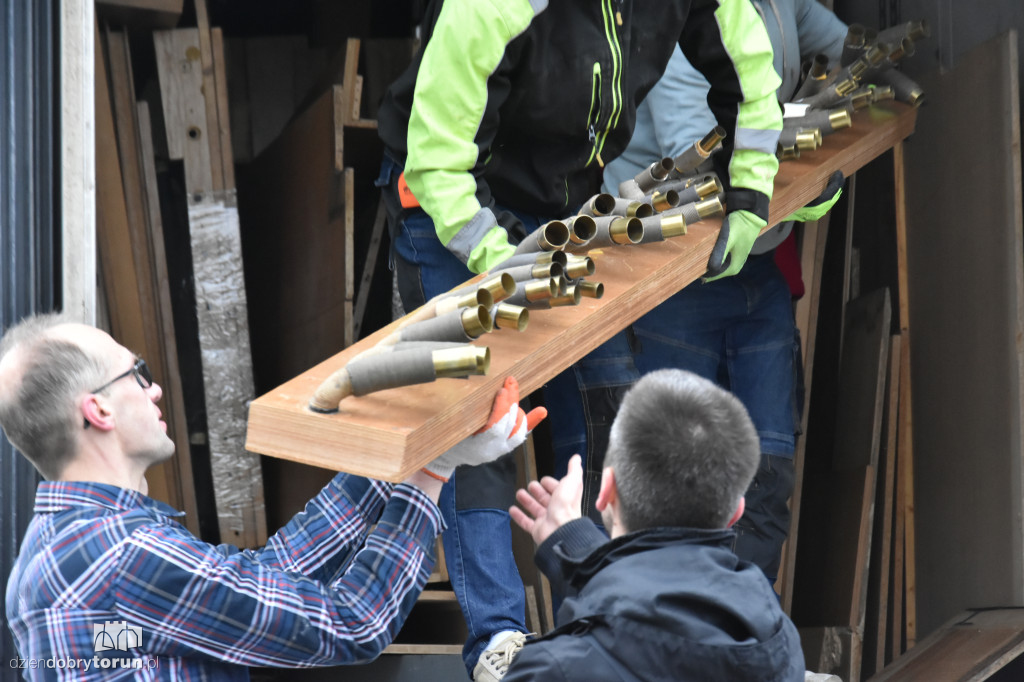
423, 377, 547, 482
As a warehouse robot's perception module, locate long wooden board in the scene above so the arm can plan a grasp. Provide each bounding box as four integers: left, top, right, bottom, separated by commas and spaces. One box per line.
868, 608, 1024, 681
246, 103, 917, 482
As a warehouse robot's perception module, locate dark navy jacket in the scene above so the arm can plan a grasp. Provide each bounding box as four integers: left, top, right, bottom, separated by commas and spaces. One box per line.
504, 519, 805, 681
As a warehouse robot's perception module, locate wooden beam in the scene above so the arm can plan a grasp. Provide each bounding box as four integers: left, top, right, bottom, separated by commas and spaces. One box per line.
153, 29, 214, 197
893, 140, 917, 650
62, 1, 97, 325
190, 0, 223, 193
211, 28, 235, 191
868, 608, 1024, 681
353, 195, 388, 340
863, 334, 901, 677
246, 103, 917, 482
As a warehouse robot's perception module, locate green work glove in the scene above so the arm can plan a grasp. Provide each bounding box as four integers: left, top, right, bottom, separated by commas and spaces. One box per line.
783, 170, 844, 222
704, 209, 766, 282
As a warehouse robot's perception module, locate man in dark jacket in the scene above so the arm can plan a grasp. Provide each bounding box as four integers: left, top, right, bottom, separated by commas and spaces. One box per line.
506, 369, 804, 681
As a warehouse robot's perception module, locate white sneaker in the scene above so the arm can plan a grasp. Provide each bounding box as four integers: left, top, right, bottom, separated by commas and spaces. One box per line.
473, 631, 528, 681
805, 673, 843, 682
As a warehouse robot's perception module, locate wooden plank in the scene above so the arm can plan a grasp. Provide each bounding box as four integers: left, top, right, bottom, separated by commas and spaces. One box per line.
152, 29, 214, 197
96, 24, 189, 518
61, 1, 97, 325
513, 435, 556, 634
863, 334, 901, 677
902, 31, 1024, 640
832, 289, 891, 474
135, 100, 201, 536
383, 645, 463, 655
155, 27, 266, 547
190, 0, 223, 193
779, 215, 829, 613
341, 39, 361, 124
185, 200, 266, 547
868, 608, 1024, 681
211, 28, 235, 191
795, 287, 890, 672
353, 196, 388, 340
793, 466, 873, 682
104, 29, 160, 361
342, 168, 355, 349
890, 429, 906, 659
245, 103, 917, 482
893, 142, 917, 652
794, 465, 875, 628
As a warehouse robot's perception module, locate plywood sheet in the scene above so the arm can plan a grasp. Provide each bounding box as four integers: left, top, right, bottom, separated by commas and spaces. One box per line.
246, 103, 917, 482
903, 31, 1024, 637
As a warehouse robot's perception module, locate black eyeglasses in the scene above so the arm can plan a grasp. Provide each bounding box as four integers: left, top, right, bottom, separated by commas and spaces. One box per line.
83, 358, 153, 429
90, 358, 153, 395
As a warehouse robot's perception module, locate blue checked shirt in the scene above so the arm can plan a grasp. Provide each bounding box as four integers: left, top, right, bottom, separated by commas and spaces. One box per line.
5, 475, 444, 680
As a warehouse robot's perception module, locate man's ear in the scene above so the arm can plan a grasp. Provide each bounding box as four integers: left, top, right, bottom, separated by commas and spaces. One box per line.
81, 394, 115, 432
595, 467, 617, 512
726, 496, 745, 528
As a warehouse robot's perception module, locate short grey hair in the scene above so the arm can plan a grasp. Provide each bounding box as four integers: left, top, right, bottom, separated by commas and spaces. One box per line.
0, 313, 108, 479
604, 369, 760, 531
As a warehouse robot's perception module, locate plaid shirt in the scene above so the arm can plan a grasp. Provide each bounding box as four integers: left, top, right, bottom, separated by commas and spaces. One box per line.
5, 475, 443, 680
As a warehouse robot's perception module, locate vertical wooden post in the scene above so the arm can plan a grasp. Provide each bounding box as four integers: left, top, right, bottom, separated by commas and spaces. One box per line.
893, 141, 917, 649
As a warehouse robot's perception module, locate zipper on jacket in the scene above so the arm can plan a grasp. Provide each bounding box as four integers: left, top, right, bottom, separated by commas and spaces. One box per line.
593, 0, 623, 169
586, 62, 604, 167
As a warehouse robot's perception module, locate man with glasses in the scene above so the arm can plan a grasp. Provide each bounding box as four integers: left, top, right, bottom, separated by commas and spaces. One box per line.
0, 313, 543, 680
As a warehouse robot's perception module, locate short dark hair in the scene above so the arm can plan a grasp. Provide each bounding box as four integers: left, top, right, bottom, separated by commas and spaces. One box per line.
604, 369, 760, 531
0, 313, 107, 479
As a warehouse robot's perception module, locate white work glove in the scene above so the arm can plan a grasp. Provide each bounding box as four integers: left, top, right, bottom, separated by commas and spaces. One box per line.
423, 376, 547, 483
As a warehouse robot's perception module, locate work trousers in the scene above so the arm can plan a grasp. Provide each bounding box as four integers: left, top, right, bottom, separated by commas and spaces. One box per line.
631, 251, 802, 585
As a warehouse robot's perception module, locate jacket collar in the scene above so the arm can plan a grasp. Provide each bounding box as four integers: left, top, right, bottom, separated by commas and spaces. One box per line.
33, 480, 185, 518
561, 525, 736, 586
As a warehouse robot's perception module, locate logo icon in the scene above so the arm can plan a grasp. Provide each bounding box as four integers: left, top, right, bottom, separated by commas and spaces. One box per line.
93, 621, 142, 652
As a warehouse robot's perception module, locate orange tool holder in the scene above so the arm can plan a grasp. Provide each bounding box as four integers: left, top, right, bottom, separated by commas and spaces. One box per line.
398, 171, 420, 209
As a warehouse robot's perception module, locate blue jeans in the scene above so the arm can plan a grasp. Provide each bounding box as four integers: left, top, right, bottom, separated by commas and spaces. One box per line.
631, 251, 801, 584
377, 155, 637, 671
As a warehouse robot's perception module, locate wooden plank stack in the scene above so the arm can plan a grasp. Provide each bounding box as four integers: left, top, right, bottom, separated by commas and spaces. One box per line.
95, 23, 199, 535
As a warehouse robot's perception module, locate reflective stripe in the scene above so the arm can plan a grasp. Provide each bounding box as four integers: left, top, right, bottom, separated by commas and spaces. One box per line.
735, 126, 781, 155
446, 207, 501, 262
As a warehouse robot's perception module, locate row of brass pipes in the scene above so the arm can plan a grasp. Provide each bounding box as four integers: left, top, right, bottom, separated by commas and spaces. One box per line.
308, 152, 730, 412
307, 20, 929, 413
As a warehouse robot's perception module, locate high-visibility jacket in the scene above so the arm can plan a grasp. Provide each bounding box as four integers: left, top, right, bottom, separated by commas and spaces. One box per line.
377, 0, 782, 274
